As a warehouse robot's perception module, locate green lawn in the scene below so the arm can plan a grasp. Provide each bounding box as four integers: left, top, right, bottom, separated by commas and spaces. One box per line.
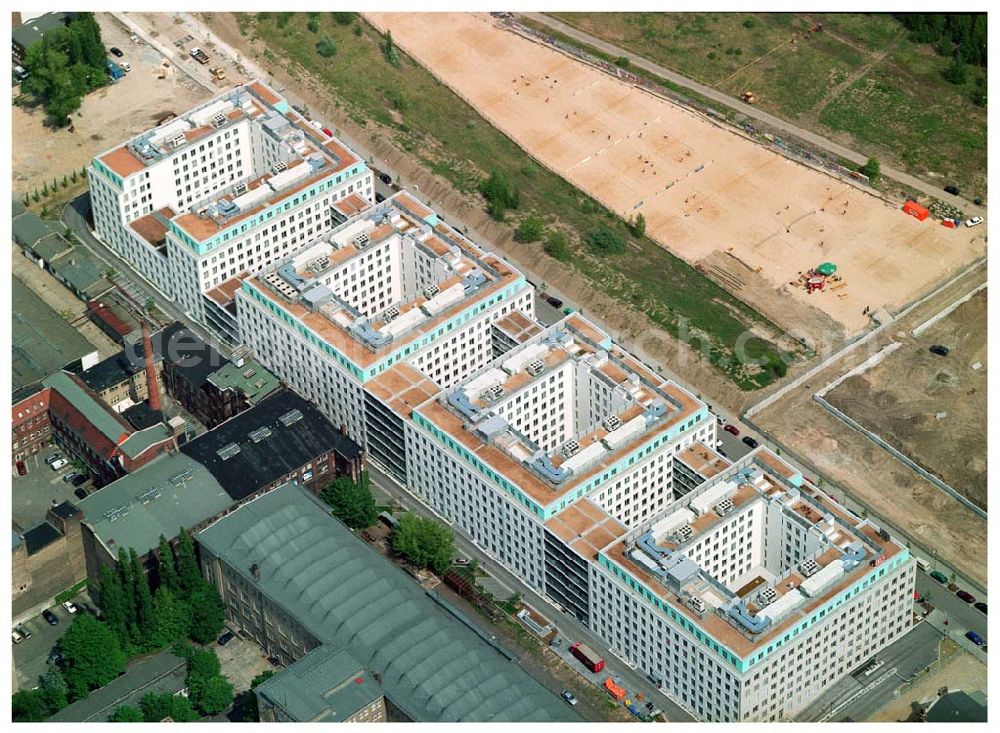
550, 12, 987, 198
242, 12, 799, 390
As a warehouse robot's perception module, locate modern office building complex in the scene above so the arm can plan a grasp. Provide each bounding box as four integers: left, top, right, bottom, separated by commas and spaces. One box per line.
236, 190, 534, 445
88, 81, 372, 341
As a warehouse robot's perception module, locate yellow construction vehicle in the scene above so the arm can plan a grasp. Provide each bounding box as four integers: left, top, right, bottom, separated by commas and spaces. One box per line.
209, 67, 226, 82
740, 91, 757, 104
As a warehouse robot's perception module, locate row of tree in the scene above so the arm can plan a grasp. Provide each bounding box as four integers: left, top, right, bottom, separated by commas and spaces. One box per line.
20, 13, 108, 125
894, 13, 987, 68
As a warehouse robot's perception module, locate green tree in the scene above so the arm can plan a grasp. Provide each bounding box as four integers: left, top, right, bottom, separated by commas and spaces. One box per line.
130, 548, 155, 646
544, 230, 570, 261
59, 614, 127, 700
187, 583, 226, 644
240, 669, 276, 722
629, 212, 646, 237
518, 214, 545, 243
586, 224, 626, 254
316, 36, 337, 58
98, 564, 130, 648
392, 514, 455, 574
175, 528, 202, 593
321, 472, 377, 529
943, 55, 967, 84
12, 689, 51, 722
186, 647, 233, 715
40, 666, 69, 713
479, 170, 520, 221
307, 14, 320, 33
109, 705, 145, 722
156, 534, 179, 592
333, 12, 356, 25
139, 691, 198, 722
382, 30, 400, 67
859, 157, 881, 182
117, 548, 137, 640
615, 55, 631, 69
151, 586, 192, 647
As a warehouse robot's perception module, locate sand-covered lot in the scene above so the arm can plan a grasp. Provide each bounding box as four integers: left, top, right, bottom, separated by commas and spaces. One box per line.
366, 13, 985, 337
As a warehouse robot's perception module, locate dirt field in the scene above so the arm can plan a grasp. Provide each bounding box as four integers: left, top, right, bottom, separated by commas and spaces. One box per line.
365, 13, 985, 337
869, 644, 987, 722
12, 14, 210, 195
825, 289, 987, 509
752, 263, 987, 587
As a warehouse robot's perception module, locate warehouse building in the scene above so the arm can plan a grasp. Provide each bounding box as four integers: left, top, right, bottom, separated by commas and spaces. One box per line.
88, 81, 373, 341
196, 482, 579, 722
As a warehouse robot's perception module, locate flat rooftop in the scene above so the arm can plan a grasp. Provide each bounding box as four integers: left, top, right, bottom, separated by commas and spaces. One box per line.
610, 449, 906, 658
544, 498, 627, 561
676, 441, 732, 480
493, 310, 543, 346
415, 314, 705, 510
96, 81, 363, 244
364, 362, 441, 419
244, 191, 524, 369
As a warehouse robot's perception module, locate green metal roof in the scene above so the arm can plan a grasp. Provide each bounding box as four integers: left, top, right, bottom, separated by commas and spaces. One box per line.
42, 370, 131, 446
49, 247, 113, 299
197, 484, 580, 723
77, 452, 231, 558
207, 359, 281, 405
12, 208, 60, 249
12, 276, 97, 391
118, 423, 174, 459
256, 645, 382, 722
32, 233, 72, 263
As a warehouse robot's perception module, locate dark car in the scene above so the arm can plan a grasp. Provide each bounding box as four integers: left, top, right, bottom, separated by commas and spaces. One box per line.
16, 625, 31, 640
974, 602, 987, 615
965, 630, 984, 646
929, 570, 948, 584
956, 590, 976, 604
70, 474, 88, 487
217, 630, 236, 646
42, 609, 59, 626
742, 436, 759, 449
110, 46, 124, 58
545, 295, 563, 308
929, 345, 950, 357
48, 649, 62, 665
16, 460, 27, 476
374, 192, 386, 203
63, 471, 83, 484
944, 185, 960, 196
74, 487, 89, 501
378, 172, 392, 185
723, 424, 740, 437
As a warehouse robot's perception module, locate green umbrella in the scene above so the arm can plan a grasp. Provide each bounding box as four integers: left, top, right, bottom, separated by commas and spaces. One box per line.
815, 262, 837, 276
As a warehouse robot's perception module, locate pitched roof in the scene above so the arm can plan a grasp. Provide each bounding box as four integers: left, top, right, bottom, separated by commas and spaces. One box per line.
43, 371, 132, 446
197, 484, 580, 722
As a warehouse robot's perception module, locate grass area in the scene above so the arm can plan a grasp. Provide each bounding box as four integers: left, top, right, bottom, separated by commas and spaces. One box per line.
242, 12, 799, 390
549, 12, 987, 198
54, 578, 89, 604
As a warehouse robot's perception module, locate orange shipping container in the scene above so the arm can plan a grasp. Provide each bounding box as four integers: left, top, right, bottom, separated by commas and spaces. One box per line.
902, 200, 930, 221
604, 677, 626, 701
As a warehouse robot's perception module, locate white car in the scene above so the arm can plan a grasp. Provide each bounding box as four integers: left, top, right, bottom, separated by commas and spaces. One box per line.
12, 629, 24, 644
308, 119, 323, 131
120, 61, 131, 73
965, 216, 984, 228
50, 458, 68, 471
62, 601, 78, 614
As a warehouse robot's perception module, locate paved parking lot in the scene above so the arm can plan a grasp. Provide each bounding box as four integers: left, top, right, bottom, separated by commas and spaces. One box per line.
214, 633, 275, 693
12, 444, 91, 530
12, 598, 93, 691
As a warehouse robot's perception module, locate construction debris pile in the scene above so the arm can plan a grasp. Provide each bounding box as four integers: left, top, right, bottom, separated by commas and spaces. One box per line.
790, 262, 847, 299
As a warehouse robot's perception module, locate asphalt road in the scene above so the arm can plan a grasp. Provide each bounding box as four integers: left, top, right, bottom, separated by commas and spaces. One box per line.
365, 462, 696, 722
519, 13, 985, 217
916, 569, 987, 642
797, 619, 943, 721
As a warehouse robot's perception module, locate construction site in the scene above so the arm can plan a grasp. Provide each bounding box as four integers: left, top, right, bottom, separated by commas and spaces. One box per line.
364, 12, 985, 347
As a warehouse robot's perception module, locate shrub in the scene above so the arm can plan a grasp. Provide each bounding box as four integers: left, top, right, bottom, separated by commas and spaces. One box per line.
479, 170, 520, 221
544, 230, 570, 261
307, 15, 319, 34
743, 18, 756, 29
586, 224, 626, 255
333, 12, 356, 25
518, 214, 545, 243
316, 36, 337, 58
615, 56, 631, 69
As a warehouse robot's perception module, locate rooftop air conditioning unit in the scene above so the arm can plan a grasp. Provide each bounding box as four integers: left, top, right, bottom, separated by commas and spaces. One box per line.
354, 233, 370, 248
603, 415, 623, 432
562, 440, 580, 458
233, 183, 248, 196
171, 134, 186, 148
212, 112, 227, 128
687, 596, 706, 613
526, 358, 545, 377
424, 284, 440, 298
384, 306, 400, 322
483, 384, 504, 402
757, 587, 778, 607
715, 498, 735, 517
674, 524, 693, 543
799, 559, 820, 578
271, 161, 288, 174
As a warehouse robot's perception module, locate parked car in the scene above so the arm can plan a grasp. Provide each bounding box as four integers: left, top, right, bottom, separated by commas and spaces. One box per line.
545, 295, 564, 309
965, 216, 984, 228
378, 172, 392, 185
723, 424, 740, 436
42, 610, 59, 626
374, 192, 386, 203
561, 691, 578, 706
454, 557, 470, 566
16, 625, 31, 640
217, 630, 236, 646
63, 471, 83, 484
965, 630, 985, 646
929, 345, 950, 357
74, 487, 89, 501
62, 601, 78, 614
929, 570, 948, 584
972, 602, 987, 615
12, 629, 24, 644
70, 474, 88, 488
50, 458, 68, 471
322, 127, 333, 138
15, 460, 27, 476
741, 436, 759, 449
110, 46, 124, 57
645, 701, 656, 712
48, 649, 62, 665
956, 590, 976, 604
944, 185, 960, 196
120, 61, 131, 73
46, 453, 64, 465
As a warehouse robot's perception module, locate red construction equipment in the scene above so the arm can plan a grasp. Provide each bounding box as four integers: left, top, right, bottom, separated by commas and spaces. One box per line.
902, 200, 930, 221
806, 275, 826, 294
604, 677, 626, 701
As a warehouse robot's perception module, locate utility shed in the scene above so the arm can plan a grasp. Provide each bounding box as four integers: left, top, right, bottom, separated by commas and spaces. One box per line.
197, 483, 581, 722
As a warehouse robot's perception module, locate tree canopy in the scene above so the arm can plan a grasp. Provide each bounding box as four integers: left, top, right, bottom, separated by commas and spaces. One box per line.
321, 471, 377, 529
894, 13, 986, 67
392, 513, 456, 574
58, 613, 127, 700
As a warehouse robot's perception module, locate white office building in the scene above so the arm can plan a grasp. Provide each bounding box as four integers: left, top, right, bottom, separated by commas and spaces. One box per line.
235, 190, 534, 451
88, 80, 372, 342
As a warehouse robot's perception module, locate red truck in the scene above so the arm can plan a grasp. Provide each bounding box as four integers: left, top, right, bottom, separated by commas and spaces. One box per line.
569, 642, 605, 673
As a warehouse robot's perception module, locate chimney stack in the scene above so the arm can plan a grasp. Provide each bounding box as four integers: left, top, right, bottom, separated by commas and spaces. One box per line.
143, 322, 162, 415
251, 563, 260, 581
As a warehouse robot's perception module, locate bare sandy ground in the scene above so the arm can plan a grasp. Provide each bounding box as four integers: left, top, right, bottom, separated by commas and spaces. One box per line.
366, 13, 985, 337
